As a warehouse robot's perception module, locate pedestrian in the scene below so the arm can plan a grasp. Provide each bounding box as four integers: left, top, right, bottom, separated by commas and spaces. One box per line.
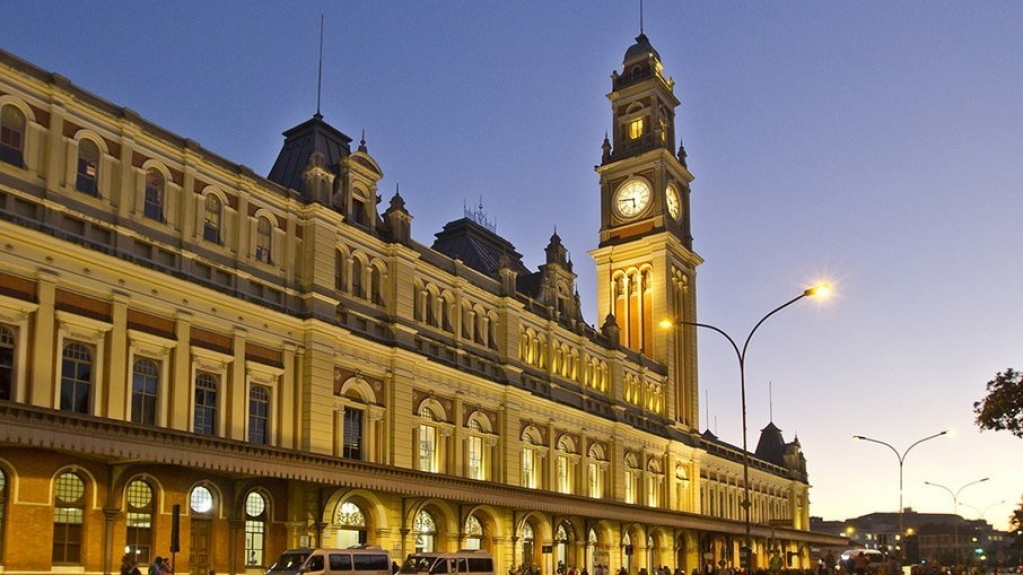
149, 557, 163, 575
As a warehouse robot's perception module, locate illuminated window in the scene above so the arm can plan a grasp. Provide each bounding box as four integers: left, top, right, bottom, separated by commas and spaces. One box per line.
125, 480, 153, 563
556, 438, 573, 494
463, 516, 483, 550
203, 194, 222, 244
190, 485, 214, 514
60, 342, 93, 414
144, 169, 165, 222
255, 217, 273, 263
417, 407, 439, 472
624, 455, 638, 504
76, 139, 100, 196
414, 510, 437, 553
0, 325, 14, 401
629, 118, 644, 140
53, 472, 85, 564
244, 492, 267, 567
587, 445, 605, 498
131, 358, 159, 425
335, 501, 367, 548
467, 435, 483, 479
0, 105, 26, 167
248, 385, 270, 445
194, 372, 219, 436
521, 429, 541, 489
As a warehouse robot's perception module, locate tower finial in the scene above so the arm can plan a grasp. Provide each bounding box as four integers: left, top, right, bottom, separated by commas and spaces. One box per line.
640, 0, 644, 34
769, 380, 774, 422
316, 15, 324, 117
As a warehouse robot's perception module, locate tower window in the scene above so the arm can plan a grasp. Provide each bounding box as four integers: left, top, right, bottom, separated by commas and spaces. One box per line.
76, 139, 100, 196
629, 118, 644, 140
0, 105, 26, 167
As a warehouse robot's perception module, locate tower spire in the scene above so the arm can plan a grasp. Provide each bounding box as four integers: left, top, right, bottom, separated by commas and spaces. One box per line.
640, 0, 645, 34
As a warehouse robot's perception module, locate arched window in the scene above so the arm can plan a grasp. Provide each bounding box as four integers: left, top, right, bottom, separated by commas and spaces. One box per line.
144, 169, 165, 222
131, 358, 159, 425
521, 523, 535, 569
466, 417, 484, 480
194, 372, 219, 436
556, 438, 574, 494
463, 515, 483, 551
624, 455, 638, 504
417, 407, 439, 473
351, 258, 364, 298
370, 265, 384, 305
0, 325, 15, 401
335, 501, 367, 548
335, 250, 348, 292
0, 105, 26, 167
587, 445, 605, 499
244, 492, 267, 567
76, 139, 100, 196
248, 385, 270, 445
190, 484, 214, 513
203, 194, 222, 244
53, 471, 85, 564
521, 428, 542, 489
60, 342, 93, 414
255, 217, 273, 263
126, 479, 154, 563
413, 510, 437, 553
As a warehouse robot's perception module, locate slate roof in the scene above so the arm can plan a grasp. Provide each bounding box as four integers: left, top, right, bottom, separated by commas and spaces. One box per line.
267, 114, 353, 195
754, 421, 787, 466
431, 217, 530, 278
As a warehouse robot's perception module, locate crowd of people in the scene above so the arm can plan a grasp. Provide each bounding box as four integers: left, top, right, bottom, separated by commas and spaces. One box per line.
119, 554, 173, 575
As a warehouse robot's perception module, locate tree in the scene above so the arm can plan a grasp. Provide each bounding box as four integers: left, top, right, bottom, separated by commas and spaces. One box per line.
973, 368, 1023, 438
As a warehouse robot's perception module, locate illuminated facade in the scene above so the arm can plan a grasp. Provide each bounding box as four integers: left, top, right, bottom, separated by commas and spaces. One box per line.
0, 35, 844, 575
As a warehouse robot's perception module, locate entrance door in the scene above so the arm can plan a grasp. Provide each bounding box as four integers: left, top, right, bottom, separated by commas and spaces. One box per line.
190, 519, 212, 575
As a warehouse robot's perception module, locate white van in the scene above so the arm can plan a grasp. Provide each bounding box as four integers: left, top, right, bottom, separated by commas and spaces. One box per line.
267, 547, 392, 575
398, 551, 494, 575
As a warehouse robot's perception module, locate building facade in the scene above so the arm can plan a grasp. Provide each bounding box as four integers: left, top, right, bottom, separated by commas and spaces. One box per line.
0, 33, 844, 575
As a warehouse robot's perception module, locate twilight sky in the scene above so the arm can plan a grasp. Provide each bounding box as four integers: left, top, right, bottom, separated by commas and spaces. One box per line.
4, 1, 1022, 531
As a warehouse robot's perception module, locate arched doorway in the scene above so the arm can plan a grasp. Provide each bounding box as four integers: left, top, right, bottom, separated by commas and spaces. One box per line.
334, 501, 368, 548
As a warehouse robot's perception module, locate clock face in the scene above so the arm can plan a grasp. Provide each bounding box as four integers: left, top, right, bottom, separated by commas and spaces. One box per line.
614, 180, 651, 218
666, 185, 682, 220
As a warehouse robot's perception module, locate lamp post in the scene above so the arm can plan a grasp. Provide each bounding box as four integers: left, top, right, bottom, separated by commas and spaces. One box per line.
851, 431, 948, 557
960, 500, 1007, 522
925, 478, 990, 566
660, 283, 830, 568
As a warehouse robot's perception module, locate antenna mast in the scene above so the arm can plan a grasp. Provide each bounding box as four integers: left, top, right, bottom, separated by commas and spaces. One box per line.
316, 15, 324, 116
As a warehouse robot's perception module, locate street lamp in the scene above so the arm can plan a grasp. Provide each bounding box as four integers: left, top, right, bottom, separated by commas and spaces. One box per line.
960, 500, 1007, 522
925, 477, 990, 566
852, 430, 949, 555
660, 282, 831, 567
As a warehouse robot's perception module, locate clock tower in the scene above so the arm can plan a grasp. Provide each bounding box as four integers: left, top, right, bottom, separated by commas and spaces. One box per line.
590, 33, 702, 429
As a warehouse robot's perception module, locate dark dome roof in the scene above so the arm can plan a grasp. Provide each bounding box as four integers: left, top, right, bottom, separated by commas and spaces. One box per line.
624, 33, 660, 63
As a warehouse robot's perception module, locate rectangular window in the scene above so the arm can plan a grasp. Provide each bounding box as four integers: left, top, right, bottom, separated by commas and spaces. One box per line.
248, 386, 270, 445
522, 449, 537, 489
0, 325, 15, 401
52, 506, 83, 563
60, 342, 93, 414
467, 435, 483, 480
194, 372, 219, 436
131, 358, 159, 426
245, 520, 264, 566
556, 455, 570, 494
629, 118, 644, 140
624, 470, 635, 504
418, 424, 437, 472
343, 408, 363, 459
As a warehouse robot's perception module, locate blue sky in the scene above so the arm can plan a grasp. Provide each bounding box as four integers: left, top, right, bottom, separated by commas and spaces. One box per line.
4, 1, 1022, 531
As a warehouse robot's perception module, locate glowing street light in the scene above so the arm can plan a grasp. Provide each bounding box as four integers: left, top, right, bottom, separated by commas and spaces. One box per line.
660, 282, 830, 567
925, 477, 990, 565
852, 430, 949, 555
